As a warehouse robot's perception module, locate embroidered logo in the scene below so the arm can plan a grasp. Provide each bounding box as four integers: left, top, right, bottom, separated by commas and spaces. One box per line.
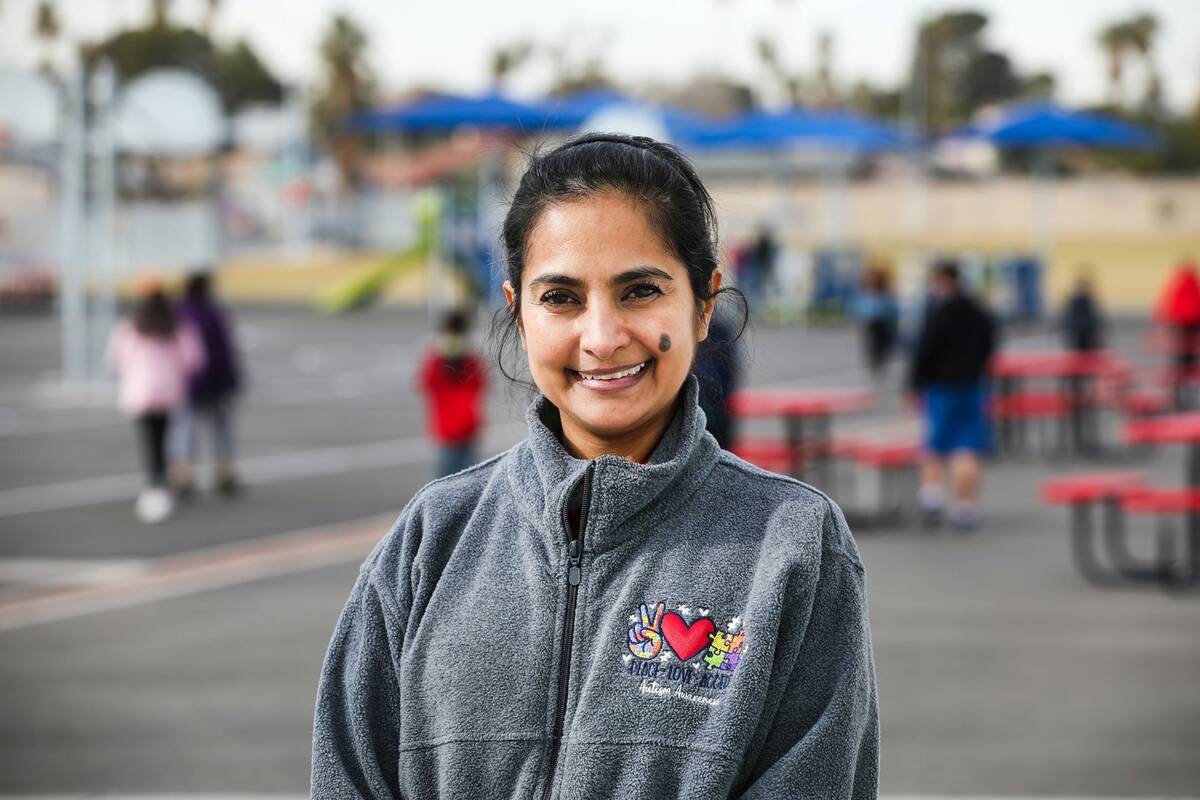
622, 600, 748, 706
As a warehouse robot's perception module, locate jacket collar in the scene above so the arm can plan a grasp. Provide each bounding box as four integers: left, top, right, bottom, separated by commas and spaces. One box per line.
504, 375, 720, 556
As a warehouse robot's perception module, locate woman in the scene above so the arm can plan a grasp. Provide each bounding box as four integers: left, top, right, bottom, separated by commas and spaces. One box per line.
107, 282, 204, 523
311, 134, 879, 799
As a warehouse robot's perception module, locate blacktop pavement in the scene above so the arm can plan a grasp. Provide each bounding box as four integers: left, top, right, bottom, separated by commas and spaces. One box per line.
0, 298, 1197, 797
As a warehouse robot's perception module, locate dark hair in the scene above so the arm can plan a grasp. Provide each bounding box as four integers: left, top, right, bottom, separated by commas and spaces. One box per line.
932, 259, 960, 285
863, 265, 891, 294
184, 271, 211, 302
494, 132, 746, 384
133, 290, 176, 339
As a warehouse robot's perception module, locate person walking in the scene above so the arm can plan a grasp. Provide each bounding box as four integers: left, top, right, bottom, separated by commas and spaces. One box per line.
908, 260, 998, 531
108, 282, 204, 523
853, 265, 901, 384
312, 133, 879, 799
171, 271, 243, 496
417, 308, 487, 478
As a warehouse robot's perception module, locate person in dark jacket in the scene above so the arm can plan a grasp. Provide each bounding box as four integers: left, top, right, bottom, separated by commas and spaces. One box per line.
311, 133, 879, 799
1061, 272, 1103, 352
418, 308, 487, 477
908, 260, 997, 530
170, 270, 243, 496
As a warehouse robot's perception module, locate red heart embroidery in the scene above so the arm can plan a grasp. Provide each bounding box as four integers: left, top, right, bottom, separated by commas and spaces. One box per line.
661, 612, 715, 662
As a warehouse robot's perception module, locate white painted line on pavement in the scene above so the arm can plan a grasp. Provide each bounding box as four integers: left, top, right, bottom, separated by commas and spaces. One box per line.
0, 422, 526, 519
0, 557, 152, 586
0, 513, 395, 633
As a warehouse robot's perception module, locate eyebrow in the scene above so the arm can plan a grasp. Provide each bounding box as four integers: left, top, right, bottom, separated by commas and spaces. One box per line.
526, 265, 674, 289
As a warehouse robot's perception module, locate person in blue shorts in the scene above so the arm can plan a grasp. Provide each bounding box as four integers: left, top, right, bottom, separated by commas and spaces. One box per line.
908, 260, 997, 530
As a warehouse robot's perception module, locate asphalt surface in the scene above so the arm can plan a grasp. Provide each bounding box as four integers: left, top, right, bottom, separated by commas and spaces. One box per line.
1, 306, 1198, 796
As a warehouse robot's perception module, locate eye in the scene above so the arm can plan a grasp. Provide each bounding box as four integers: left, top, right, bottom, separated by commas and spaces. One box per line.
624, 283, 663, 301
539, 289, 578, 307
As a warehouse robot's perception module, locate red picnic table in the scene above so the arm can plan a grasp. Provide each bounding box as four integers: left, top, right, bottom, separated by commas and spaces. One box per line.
991, 349, 1133, 454
1124, 412, 1200, 583
729, 387, 876, 484
991, 349, 1132, 380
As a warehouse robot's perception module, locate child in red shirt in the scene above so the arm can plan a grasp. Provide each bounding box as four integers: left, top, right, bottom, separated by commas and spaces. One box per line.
419, 309, 487, 477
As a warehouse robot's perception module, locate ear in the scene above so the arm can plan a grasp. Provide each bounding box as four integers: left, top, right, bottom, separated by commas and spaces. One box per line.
502, 281, 526, 351
696, 270, 723, 342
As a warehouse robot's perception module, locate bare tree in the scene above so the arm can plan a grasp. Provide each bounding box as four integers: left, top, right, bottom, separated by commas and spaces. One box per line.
755, 35, 801, 106
489, 40, 534, 89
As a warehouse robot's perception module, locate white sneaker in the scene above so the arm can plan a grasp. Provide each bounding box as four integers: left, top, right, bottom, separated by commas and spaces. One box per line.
135, 487, 174, 524
949, 503, 981, 532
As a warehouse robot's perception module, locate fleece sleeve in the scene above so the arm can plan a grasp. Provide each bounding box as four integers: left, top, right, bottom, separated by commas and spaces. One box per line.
310, 567, 407, 799
736, 515, 880, 799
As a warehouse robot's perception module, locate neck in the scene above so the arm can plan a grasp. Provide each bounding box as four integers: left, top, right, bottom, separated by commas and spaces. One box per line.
558, 401, 678, 464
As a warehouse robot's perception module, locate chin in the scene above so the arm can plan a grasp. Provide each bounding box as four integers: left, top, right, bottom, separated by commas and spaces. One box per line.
569, 405, 648, 438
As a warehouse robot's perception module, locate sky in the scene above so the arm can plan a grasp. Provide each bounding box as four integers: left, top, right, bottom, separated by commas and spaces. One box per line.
2, 0, 1198, 113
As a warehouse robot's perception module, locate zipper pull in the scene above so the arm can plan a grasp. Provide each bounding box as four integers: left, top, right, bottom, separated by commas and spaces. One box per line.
568, 537, 582, 586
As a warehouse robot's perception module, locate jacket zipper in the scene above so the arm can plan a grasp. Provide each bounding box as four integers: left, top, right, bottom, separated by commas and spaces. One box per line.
542, 463, 594, 800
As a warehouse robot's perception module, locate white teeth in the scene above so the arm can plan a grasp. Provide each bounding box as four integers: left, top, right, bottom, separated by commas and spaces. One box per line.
580, 361, 647, 381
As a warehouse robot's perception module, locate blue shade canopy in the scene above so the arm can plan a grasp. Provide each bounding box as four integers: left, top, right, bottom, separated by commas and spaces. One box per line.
678, 108, 908, 153
952, 103, 1158, 149
536, 89, 631, 128
350, 92, 559, 133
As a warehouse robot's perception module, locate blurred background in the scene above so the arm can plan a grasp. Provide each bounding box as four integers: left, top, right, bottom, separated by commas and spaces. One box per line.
0, 0, 1198, 796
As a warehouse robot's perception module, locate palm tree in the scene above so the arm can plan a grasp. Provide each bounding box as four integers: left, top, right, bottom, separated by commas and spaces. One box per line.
1126, 12, 1161, 112
315, 14, 373, 189
1098, 22, 1133, 106
33, 0, 59, 73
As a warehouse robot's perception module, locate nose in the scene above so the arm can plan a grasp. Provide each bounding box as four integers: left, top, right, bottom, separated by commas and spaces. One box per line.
579, 298, 631, 363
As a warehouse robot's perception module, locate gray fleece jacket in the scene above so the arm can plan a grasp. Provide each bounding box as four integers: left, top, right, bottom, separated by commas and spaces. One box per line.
311, 376, 879, 799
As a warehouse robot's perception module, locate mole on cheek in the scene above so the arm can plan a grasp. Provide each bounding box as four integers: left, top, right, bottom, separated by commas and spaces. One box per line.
658, 334, 671, 353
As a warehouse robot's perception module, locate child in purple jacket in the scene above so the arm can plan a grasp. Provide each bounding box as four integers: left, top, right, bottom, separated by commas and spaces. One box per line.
171, 270, 243, 496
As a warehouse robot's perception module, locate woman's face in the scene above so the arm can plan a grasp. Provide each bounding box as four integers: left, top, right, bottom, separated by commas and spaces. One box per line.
504, 192, 720, 458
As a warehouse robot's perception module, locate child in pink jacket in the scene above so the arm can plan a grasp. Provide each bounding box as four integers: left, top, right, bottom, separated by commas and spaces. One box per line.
108, 286, 204, 523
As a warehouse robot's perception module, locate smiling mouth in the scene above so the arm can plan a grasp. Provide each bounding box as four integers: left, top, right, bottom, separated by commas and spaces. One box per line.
570, 360, 652, 382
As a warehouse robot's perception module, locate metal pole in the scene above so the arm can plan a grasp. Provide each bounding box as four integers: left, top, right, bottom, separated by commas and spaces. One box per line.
58, 69, 87, 389
89, 62, 118, 393
1031, 148, 1056, 266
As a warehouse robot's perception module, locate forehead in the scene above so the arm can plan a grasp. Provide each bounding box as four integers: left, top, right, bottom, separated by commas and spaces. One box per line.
523, 193, 685, 283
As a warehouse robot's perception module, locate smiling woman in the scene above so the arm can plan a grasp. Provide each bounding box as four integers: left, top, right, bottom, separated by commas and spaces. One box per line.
312, 134, 880, 800
503, 191, 721, 462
